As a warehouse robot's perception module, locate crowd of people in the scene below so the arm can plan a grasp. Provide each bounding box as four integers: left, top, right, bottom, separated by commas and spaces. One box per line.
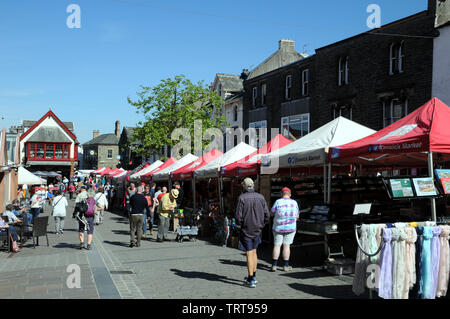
1, 174, 301, 290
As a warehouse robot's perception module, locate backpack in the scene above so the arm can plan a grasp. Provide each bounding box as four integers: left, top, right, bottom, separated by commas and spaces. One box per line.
85, 198, 96, 216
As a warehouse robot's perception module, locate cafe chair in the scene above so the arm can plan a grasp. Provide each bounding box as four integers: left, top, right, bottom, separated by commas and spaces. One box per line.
0, 228, 10, 252
24, 216, 49, 248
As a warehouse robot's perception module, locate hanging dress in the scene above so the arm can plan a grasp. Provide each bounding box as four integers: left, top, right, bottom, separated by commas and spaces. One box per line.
392, 228, 408, 299
415, 227, 424, 298
353, 224, 370, 295
428, 226, 442, 299
368, 224, 380, 264
436, 225, 450, 298
378, 228, 393, 299
403, 227, 417, 299
420, 226, 433, 299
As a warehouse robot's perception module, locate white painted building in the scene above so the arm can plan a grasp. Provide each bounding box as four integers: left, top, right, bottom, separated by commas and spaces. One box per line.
433, 0, 450, 105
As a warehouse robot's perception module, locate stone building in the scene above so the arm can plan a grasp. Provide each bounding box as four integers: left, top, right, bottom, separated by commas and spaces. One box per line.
83, 121, 120, 169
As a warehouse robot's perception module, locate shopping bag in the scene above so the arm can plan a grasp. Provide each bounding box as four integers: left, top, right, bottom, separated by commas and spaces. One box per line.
9, 233, 20, 252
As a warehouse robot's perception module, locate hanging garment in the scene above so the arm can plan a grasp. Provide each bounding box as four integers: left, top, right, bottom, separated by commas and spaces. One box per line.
368, 224, 380, 264
378, 228, 393, 299
415, 227, 424, 298
353, 225, 370, 296
403, 227, 417, 299
420, 226, 433, 299
436, 225, 450, 298
428, 226, 442, 299
392, 228, 408, 299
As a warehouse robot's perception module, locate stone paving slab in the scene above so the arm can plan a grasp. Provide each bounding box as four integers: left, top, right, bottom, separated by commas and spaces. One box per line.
0, 197, 367, 299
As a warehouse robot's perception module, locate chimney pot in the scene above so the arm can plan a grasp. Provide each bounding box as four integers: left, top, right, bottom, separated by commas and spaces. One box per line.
279, 39, 295, 50
93, 130, 100, 139
115, 121, 121, 137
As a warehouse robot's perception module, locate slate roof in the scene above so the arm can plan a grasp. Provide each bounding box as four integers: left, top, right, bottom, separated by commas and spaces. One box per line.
216, 74, 243, 93
83, 133, 119, 146
27, 127, 72, 143
23, 120, 74, 132
247, 41, 306, 80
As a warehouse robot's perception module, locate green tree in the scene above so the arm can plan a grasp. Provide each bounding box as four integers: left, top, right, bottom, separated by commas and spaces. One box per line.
128, 75, 228, 160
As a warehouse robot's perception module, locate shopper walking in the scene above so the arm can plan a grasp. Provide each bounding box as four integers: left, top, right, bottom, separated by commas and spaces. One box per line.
157, 189, 178, 242
143, 185, 153, 236
129, 186, 150, 248
235, 178, 270, 288
78, 192, 96, 250
126, 183, 137, 218
270, 187, 299, 272
94, 187, 108, 225
51, 191, 68, 235
172, 182, 184, 233
68, 183, 76, 200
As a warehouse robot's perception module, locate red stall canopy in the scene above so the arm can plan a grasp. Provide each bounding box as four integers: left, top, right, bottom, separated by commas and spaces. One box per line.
171, 149, 224, 180
329, 98, 450, 166
221, 134, 293, 177
92, 167, 105, 174
141, 157, 177, 182
99, 167, 112, 176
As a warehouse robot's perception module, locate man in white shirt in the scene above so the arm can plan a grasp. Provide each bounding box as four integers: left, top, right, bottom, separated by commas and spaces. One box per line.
30, 188, 44, 222
52, 191, 68, 235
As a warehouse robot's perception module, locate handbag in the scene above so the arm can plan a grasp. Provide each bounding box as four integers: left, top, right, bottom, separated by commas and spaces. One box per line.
9, 233, 20, 252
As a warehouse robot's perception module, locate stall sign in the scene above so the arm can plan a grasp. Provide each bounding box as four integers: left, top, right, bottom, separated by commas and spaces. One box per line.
440, 178, 450, 195
390, 179, 414, 198
435, 169, 450, 180
412, 177, 437, 197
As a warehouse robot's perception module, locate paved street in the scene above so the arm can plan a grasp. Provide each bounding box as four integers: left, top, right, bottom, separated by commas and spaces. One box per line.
0, 198, 366, 299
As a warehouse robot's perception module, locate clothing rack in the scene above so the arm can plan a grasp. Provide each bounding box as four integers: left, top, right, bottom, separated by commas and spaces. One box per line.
354, 220, 439, 299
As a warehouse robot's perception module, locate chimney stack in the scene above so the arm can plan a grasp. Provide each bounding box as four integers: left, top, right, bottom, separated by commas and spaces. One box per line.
93, 130, 100, 139
279, 39, 295, 50
115, 121, 121, 137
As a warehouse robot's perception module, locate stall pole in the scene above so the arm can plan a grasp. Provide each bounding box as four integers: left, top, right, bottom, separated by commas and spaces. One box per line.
219, 173, 224, 215
327, 163, 332, 204
192, 176, 197, 212
323, 164, 327, 204
428, 152, 437, 222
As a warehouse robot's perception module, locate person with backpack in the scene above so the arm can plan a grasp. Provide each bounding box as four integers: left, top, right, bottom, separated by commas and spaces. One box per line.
94, 187, 108, 225
76, 192, 97, 250
68, 183, 76, 200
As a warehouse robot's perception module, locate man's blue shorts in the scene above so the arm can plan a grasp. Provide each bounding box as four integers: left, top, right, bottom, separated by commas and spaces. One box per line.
238, 234, 261, 252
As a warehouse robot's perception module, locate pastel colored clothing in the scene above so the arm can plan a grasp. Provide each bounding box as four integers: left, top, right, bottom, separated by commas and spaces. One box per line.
271, 198, 299, 233
420, 227, 433, 299
159, 193, 177, 218
353, 225, 370, 296
404, 227, 417, 298
436, 225, 450, 298
429, 226, 441, 299
378, 228, 393, 299
391, 228, 408, 299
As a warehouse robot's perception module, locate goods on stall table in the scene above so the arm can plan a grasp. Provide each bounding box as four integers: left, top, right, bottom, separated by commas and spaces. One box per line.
412, 177, 437, 197
389, 179, 414, 198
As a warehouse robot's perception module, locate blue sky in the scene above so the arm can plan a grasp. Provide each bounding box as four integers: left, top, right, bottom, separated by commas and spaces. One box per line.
0, 0, 427, 144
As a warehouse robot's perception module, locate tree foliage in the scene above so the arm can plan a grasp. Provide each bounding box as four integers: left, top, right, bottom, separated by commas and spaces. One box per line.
128, 75, 227, 159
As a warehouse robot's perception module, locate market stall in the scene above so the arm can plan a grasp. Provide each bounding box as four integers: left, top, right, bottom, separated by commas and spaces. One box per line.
152, 153, 198, 187
18, 166, 47, 186
141, 157, 177, 183
129, 160, 164, 182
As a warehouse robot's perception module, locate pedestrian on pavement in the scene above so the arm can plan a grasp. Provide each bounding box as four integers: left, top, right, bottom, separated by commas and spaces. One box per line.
270, 187, 299, 272
157, 186, 167, 203
143, 185, 153, 236
77, 191, 96, 250
94, 187, 108, 225
154, 186, 162, 201
157, 189, 178, 242
235, 178, 270, 288
172, 182, 184, 233
51, 190, 68, 235
126, 183, 137, 218
150, 183, 156, 198
68, 183, 76, 200
129, 186, 150, 248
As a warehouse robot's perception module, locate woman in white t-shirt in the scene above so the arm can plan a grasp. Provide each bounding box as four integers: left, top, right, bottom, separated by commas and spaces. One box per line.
52, 191, 69, 234
94, 187, 109, 225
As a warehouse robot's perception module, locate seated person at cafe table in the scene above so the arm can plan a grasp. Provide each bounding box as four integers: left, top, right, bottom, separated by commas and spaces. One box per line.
1, 204, 21, 241
12, 199, 33, 226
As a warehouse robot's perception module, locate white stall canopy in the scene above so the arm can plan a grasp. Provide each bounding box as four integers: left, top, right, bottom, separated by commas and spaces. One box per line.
152, 154, 199, 182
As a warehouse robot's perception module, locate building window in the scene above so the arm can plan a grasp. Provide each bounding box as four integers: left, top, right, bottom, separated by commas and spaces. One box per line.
108, 149, 113, 159
383, 99, 408, 127
249, 120, 267, 148
333, 105, 353, 120
302, 69, 309, 96
234, 105, 238, 122
281, 114, 310, 140
27, 143, 70, 160
389, 42, 405, 75
261, 83, 267, 105
252, 87, 258, 107
285, 75, 292, 100
338, 57, 349, 86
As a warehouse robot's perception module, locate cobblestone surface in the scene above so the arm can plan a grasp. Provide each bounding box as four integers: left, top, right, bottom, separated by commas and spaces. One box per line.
0, 198, 367, 299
